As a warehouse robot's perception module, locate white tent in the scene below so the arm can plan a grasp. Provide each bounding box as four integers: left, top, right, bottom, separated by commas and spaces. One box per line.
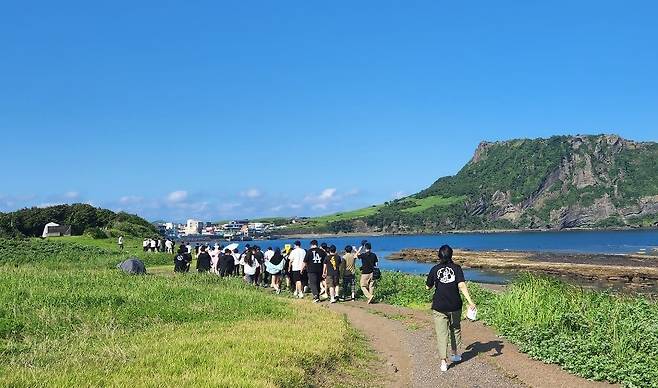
42, 222, 60, 238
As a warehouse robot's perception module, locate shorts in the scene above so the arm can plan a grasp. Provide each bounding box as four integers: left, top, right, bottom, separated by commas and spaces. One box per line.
342, 274, 355, 288
325, 275, 339, 287
292, 270, 302, 283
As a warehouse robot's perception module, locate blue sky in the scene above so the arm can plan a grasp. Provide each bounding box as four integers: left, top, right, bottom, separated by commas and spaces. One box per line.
1, 1, 657, 221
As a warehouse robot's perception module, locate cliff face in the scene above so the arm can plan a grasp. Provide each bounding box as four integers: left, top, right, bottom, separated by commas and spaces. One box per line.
461, 135, 658, 229
321, 134, 658, 233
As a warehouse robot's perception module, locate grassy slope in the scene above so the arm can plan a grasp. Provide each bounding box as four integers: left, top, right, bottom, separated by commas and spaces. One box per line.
400, 195, 466, 214
313, 206, 383, 223
296, 195, 464, 232
0, 237, 374, 387
376, 272, 658, 387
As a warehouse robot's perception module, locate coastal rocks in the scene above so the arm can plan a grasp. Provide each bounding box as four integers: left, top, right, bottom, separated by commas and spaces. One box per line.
388, 248, 658, 285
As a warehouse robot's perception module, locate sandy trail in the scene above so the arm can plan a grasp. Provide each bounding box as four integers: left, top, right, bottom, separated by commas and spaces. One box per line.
327, 301, 616, 388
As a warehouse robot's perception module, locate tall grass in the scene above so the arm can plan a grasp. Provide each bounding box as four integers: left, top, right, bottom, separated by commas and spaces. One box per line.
0, 237, 374, 387
376, 272, 658, 387
482, 275, 658, 387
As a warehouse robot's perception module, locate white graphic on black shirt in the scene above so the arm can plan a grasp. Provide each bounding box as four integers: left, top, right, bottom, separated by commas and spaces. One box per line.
437, 267, 456, 284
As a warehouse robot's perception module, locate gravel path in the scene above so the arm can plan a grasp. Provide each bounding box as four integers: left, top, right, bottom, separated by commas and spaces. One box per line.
327, 301, 616, 388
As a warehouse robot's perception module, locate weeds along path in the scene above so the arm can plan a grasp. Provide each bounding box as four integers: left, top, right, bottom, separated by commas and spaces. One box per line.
326, 301, 616, 388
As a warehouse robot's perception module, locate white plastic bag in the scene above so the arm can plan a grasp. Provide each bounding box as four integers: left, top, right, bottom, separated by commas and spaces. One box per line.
466, 306, 478, 321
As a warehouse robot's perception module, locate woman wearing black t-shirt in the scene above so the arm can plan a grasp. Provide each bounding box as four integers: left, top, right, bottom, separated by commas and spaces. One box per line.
426, 245, 476, 372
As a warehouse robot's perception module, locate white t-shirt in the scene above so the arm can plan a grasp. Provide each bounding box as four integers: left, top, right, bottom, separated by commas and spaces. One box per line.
210, 250, 220, 267
289, 247, 306, 272
233, 253, 241, 265
264, 249, 274, 262
243, 260, 259, 275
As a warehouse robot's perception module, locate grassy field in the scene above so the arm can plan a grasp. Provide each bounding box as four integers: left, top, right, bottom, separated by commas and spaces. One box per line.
376, 272, 658, 387
312, 206, 382, 222
293, 195, 466, 232
0, 237, 375, 387
399, 195, 466, 214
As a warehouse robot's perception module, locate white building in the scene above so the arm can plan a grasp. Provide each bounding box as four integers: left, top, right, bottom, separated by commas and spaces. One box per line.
185, 219, 202, 235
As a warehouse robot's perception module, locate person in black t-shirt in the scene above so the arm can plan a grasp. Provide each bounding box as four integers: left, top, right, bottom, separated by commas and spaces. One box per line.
173, 245, 192, 273
196, 246, 212, 273
426, 245, 476, 372
303, 240, 326, 302
219, 249, 234, 277
358, 242, 378, 304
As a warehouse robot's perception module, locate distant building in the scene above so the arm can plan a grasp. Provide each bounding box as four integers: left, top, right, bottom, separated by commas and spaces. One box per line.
165, 222, 175, 230
42, 222, 72, 238
185, 219, 203, 235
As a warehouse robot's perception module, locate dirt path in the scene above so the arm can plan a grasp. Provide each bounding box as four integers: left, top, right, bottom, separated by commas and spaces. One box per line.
327, 301, 616, 388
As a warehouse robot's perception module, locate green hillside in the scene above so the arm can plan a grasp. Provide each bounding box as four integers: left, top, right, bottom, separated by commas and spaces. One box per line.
0, 203, 158, 238
297, 134, 658, 233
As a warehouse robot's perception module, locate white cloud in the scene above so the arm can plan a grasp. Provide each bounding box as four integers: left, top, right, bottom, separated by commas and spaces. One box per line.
242, 188, 262, 199
119, 195, 143, 205
37, 202, 63, 208
63, 191, 79, 199
304, 188, 341, 210
166, 190, 188, 203
319, 188, 336, 200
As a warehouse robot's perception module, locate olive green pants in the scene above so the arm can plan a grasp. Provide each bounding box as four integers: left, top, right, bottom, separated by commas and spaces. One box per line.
432, 310, 462, 360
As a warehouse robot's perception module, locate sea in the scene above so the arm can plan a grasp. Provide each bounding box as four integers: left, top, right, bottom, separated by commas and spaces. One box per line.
189, 229, 658, 285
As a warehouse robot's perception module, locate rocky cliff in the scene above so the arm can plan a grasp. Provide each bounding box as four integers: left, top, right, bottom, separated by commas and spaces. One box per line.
314, 134, 658, 233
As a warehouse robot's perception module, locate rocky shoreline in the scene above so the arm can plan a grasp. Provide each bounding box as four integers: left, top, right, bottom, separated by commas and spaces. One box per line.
389, 248, 658, 291
283, 226, 658, 239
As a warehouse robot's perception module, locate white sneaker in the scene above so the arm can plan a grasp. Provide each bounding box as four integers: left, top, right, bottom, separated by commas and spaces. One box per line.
298, 293, 304, 299
450, 354, 462, 363
440, 360, 448, 372
330, 298, 336, 303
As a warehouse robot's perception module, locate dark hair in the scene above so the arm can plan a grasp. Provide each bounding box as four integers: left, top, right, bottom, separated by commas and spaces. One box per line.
329, 245, 337, 253
364, 242, 372, 250
438, 245, 453, 264
361, 240, 368, 246
233, 248, 239, 253
244, 251, 254, 266
200, 246, 206, 252
310, 239, 318, 246
294, 240, 301, 247
345, 245, 353, 253
224, 248, 231, 254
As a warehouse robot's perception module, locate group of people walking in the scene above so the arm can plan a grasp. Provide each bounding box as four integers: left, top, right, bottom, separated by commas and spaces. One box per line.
169, 237, 476, 372
172, 239, 379, 304
142, 238, 176, 253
